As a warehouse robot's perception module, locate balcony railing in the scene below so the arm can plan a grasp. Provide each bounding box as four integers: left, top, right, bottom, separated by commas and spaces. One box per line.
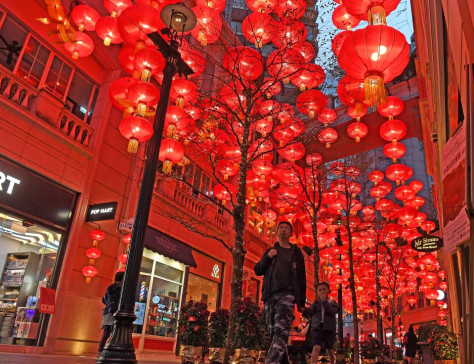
154, 178, 231, 233
0, 65, 93, 148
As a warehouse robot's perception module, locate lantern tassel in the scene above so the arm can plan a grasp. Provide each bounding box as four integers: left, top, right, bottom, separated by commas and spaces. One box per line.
162, 160, 173, 174
127, 139, 139, 154
364, 74, 386, 106
86, 277, 92, 284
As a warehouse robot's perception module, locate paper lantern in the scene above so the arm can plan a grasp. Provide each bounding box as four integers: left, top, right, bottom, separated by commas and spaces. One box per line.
273, 19, 307, 48
117, 5, 162, 45
63, 32, 94, 59
274, 0, 306, 19
318, 109, 337, 127
242, 12, 274, 48
245, 0, 277, 13
338, 25, 410, 105
122, 233, 132, 245
318, 128, 338, 148
223, 46, 263, 81
86, 247, 102, 262
119, 115, 154, 153
104, 0, 132, 17
213, 183, 237, 205
332, 30, 352, 58
378, 96, 404, 119
170, 79, 198, 107
70, 5, 100, 31
383, 142, 406, 162
347, 121, 368, 142
159, 138, 184, 173
342, 0, 401, 24
134, 48, 165, 82
90, 229, 106, 242
290, 63, 325, 91
332, 5, 361, 30
95, 16, 123, 46
191, 6, 222, 46
379, 119, 407, 144
296, 89, 327, 118
82, 265, 98, 283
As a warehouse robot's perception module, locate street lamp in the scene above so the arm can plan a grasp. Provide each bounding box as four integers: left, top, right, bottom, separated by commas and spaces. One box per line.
97, 4, 196, 364
335, 227, 346, 364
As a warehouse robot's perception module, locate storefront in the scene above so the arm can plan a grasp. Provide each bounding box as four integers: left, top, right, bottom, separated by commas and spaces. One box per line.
132, 227, 222, 352
0, 156, 76, 347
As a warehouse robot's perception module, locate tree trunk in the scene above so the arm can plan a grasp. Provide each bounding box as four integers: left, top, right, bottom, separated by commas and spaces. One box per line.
375, 235, 383, 342
346, 216, 360, 364
311, 215, 320, 288
390, 298, 396, 361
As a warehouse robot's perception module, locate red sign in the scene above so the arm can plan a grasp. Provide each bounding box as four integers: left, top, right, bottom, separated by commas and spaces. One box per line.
39, 287, 56, 314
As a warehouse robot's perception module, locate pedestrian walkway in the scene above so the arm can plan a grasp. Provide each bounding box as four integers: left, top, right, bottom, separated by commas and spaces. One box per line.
0, 352, 181, 364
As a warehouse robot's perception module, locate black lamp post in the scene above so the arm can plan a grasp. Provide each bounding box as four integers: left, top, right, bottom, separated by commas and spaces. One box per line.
335, 228, 346, 364
97, 4, 196, 363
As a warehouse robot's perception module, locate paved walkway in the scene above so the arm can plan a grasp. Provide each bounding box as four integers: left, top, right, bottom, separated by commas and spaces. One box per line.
0, 352, 181, 364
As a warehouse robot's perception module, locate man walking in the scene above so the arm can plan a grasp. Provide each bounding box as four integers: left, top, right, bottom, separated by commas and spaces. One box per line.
254, 221, 306, 364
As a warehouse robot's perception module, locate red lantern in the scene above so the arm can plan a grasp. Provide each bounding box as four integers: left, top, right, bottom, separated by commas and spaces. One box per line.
414, 211, 427, 225
338, 25, 410, 105
370, 186, 387, 200
296, 89, 327, 118
347, 121, 368, 142
217, 159, 239, 180
368, 171, 384, 185
242, 13, 274, 48
170, 79, 198, 107
379, 119, 407, 144
385, 163, 410, 185
82, 265, 98, 283
252, 159, 273, 180
63, 32, 94, 60
134, 48, 165, 82
439, 281, 448, 291
290, 63, 325, 91
347, 103, 369, 121
405, 196, 425, 209
109, 77, 137, 111
95, 16, 123, 46
119, 115, 154, 153
421, 221, 436, 233
407, 295, 416, 306
275, 0, 306, 19
438, 270, 446, 280
246, 0, 277, 13
425, 289, 439, 302
332, 5, 361, 30
86, 247, 102, 261
122, 233, 132, 245
278, 142, 305, 162
119, 253, 128, 264
191, 6, 222, 46
409, 180, 424, 193
296, 41, 316, 63
261, 77, 282, 99
278, 104, 295, 124
196, 0, 226, 12
267, 48, 304, 83
273, 19, 307, 48
159, 138, 184, 173
397, 206, 418, 225
342, 0, 401, 24
213, 183, 237, 205
273, 124, 294, 146
318, 128, 338, 148
318, 109, 337, 127
126, 81, 160, 115
104, 0, 132, 17
378, 96, 404, 119
383, 142, 406, 162
117, 5, 162, 45
90, 229, 106, 242
306, 153, 322, 167
70, 5, 100, 32
394, 185, 416, 202
223, 46, 263, 81
332, 30, 352, 58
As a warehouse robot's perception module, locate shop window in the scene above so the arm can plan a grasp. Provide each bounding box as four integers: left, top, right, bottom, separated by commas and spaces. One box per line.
0, 211, 63, 346
133, 249, 185, 339
0, 14, 27, 71
16, 35, 50, 88
186, 274, 219, 312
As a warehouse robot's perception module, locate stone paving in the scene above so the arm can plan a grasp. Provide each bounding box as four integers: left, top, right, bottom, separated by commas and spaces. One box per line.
0, 352, 181, 364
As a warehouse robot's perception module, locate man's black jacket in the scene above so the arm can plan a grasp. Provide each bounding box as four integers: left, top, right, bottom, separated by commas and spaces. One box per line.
254, 242, 306, 309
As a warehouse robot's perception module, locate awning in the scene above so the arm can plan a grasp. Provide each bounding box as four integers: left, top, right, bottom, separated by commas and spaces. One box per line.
144, 227, 197, 267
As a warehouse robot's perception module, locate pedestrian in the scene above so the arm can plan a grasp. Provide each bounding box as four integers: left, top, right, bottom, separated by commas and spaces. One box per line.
306, 282, 339, 364
403, 325, 418, 364
254, 221, 306, 364
98, 271, 124, 355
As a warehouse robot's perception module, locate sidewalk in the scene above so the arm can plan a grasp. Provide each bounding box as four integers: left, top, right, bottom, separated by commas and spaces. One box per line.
0, 352, 182, 364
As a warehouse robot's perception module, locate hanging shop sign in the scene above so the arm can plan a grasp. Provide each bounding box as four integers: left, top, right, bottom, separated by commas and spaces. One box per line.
0, 157, 76, 229
411, 235, 443, 252
86, 201, 118, 222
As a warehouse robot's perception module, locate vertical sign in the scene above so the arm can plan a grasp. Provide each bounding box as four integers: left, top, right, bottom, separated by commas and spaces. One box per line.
441, 123, 469, 253
39, 287, 56, 314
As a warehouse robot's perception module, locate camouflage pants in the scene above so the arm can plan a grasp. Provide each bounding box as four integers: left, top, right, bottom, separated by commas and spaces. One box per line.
264, 293, 295, 364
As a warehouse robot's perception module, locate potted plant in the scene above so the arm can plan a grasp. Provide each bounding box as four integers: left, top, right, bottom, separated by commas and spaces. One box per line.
178, 300, 210, 364
417, 323, 459, 364
208, 308, 230, 364
360, 339, 381, 364
256, 309, 271, 363
232, 297, 260, 364
381, 344, 404, 364
430, 327, 459, 364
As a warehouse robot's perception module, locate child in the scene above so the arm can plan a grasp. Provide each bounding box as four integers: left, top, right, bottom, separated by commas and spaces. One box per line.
306, 282, 339, 364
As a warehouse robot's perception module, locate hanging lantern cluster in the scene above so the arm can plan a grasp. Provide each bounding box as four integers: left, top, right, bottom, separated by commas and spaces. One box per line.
331, 1, 410, 106
82, 229, 105, 283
